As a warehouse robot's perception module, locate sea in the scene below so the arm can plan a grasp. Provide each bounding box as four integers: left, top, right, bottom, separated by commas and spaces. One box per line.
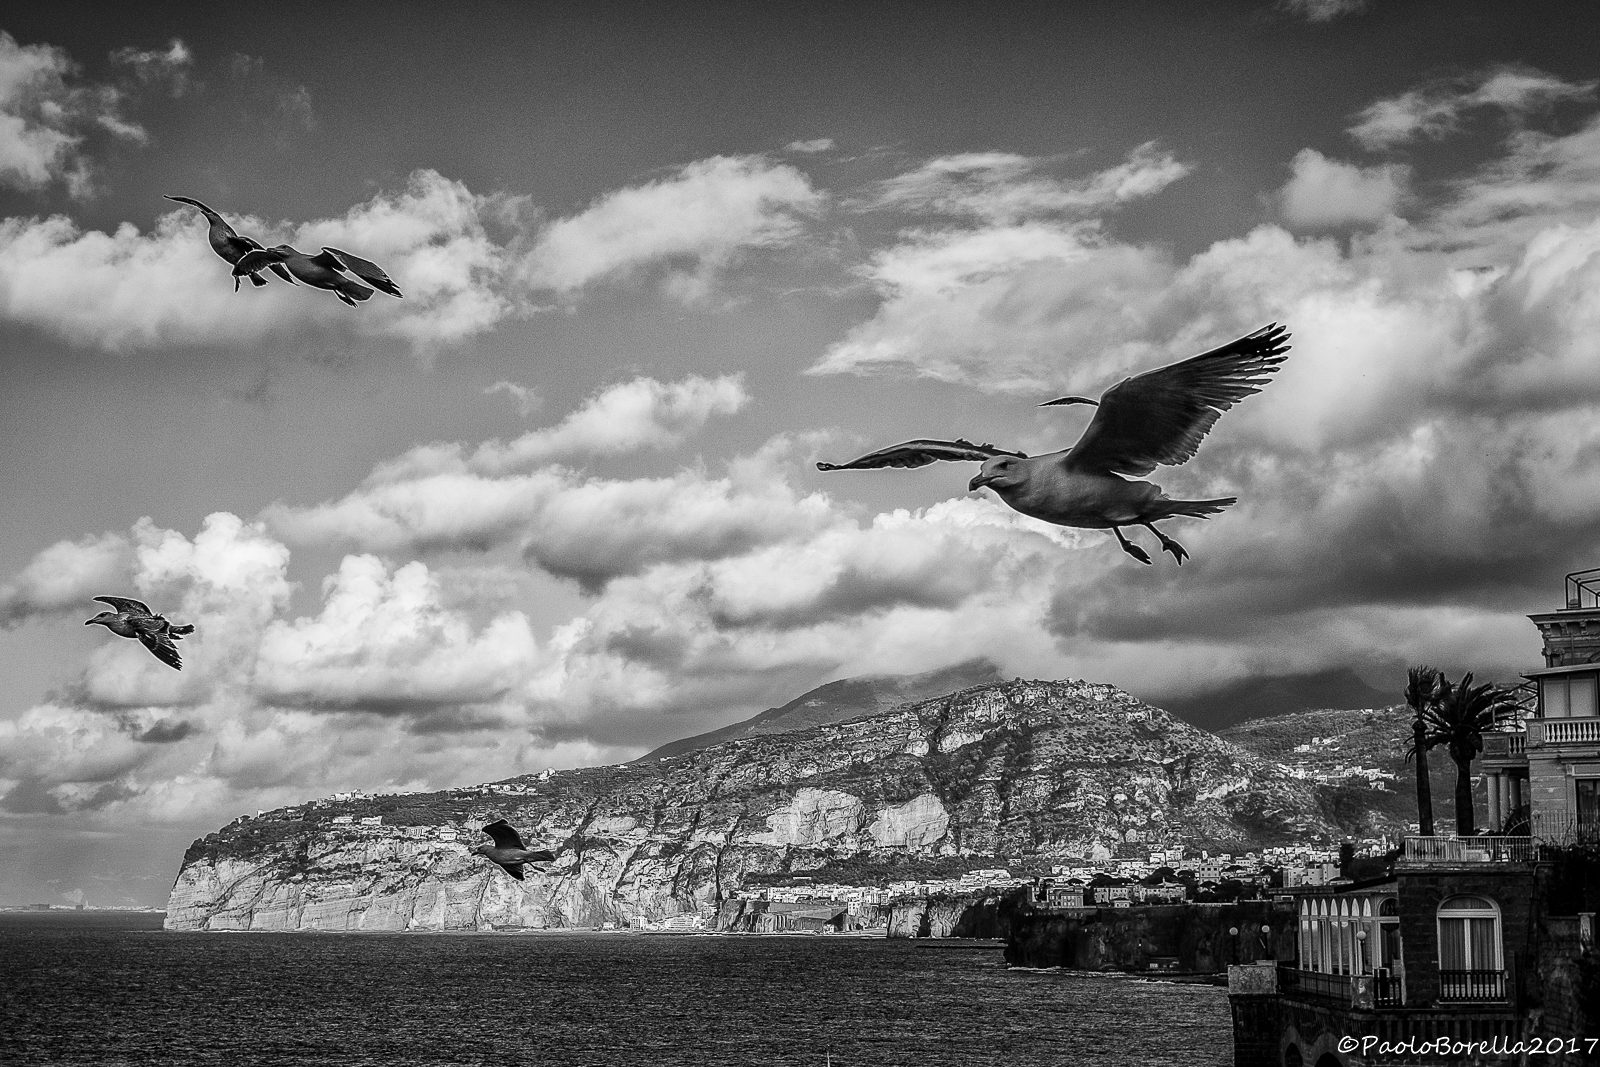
1, 912, 1233, 1066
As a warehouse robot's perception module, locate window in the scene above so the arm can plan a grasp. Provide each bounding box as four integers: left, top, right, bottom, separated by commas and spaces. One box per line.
1544, 676, 1569, 718
1573, 674, 1597, 717
1378, 897, 1401, 970
1578, 779, 1600, 828
1543, 672, 1599, 718
1437, 896, 1503, 999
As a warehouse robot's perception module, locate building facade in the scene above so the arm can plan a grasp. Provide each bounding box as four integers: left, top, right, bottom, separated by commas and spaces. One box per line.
1230, 572, 1599, 1067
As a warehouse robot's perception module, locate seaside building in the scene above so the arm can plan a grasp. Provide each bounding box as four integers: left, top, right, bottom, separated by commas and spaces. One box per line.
1228, 570, 1600, 1066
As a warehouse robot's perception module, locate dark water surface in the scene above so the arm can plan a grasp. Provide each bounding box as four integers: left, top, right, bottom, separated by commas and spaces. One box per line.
1, 912, 1232, 1066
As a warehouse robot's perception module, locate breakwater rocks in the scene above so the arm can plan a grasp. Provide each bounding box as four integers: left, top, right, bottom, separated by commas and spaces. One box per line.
1004, 902, 1298, 973
167, 678, 1366, 932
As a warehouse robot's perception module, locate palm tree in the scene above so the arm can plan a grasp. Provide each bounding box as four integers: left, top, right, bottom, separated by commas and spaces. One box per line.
1421, 672, 1521, 836
1402, 665, 1442, 836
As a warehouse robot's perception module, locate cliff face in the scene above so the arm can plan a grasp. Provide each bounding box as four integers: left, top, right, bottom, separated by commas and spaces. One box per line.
166, 679, 1380, 932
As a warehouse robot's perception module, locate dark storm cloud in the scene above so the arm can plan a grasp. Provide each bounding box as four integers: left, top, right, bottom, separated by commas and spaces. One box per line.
1, 779, 65, 815
134, 718, 193, 744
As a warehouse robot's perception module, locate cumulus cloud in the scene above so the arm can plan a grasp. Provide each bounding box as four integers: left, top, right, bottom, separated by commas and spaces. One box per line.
1277, 149, 1409, 229
523, 154, 823, 303
0, 31, 146, 195
1278, 0, 1367, 21
1350, 66, 1594, 151
369, 374, 749, 483
109, 39, 192, 96
484, 380, 541, 417
255, 555, 538, 712
785, 137, 835, 154
1426, 113, 1600, 257
0, 169, 516, 351
0, 531, 133, 627
271, 456, 838, 592
810, 144, 1196, 390
808, 220, 1179, 390
868, 143, 1188, 223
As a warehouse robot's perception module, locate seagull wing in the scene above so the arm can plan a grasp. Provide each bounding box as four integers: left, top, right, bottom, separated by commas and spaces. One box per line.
482, 819, 526, 850
323, 248, 403, 298
523, 849, 555, 863
234, 249, 286, 276
308, 249, 352, 274
95, 595, 153, 617
136, 627, 183, 670
500, 863, 526, 881
1063, 323, 1290, 478
817, 439, 1027, 472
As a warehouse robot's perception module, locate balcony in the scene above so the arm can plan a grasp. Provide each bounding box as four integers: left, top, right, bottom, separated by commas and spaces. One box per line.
1398, 836, 1536, 865
1274, 966, 1405, 1009
1480, 731, 1527, 762
1276, 965, 1350, 1005
1536, 717, 1600, 745
1438, 969, 1506, 1001
1531, 810, 1600, 846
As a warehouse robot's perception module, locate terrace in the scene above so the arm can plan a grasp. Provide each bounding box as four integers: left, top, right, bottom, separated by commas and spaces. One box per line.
1395, 835, 1536, 867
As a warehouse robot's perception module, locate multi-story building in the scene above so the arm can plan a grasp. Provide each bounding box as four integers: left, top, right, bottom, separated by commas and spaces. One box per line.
1229, 571, 1599, 1067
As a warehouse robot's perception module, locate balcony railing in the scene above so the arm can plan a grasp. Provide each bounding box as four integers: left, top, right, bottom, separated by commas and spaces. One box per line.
1541, 717, 1600, 745
1277, 965, 1351, 1004
1373, 970, 1403, 1008
1531, 811, 1600, 846
1400, 836, 1536, 864
1480, 731, 1527, 759
1439, 969, 1506, 1001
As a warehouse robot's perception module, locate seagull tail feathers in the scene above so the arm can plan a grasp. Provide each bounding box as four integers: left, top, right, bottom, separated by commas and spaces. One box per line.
1153, 496, 1236, 520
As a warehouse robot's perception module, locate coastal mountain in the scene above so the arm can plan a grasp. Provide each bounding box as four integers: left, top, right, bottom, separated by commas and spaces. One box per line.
637, 659, 1005, 762
1152, 667, 1395, 731
1220, 703, 1450, 827
166, 678, 1414, 932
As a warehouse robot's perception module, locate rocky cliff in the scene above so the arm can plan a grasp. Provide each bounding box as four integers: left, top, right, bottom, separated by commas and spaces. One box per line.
166, 678, 1392, 932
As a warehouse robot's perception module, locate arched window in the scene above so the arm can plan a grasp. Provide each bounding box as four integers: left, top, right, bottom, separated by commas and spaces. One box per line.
1437, 896, 1503, 1000
1378, 897, 1401, 970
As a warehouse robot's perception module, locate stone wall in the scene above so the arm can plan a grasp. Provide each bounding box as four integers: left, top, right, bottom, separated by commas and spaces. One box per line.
1005, 901, 1297, 972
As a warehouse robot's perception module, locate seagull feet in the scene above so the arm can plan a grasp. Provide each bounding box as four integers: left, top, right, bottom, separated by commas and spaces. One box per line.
1112, 527, 1153, 565
1141, 523, 1189, 565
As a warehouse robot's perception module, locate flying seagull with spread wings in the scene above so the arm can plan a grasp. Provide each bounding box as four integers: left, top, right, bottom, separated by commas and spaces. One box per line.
232, 245, 403, 306
817, 324, 1291, 565
472, 819, 556, 881
84, 596, 195, 671
164, 196, 296, 291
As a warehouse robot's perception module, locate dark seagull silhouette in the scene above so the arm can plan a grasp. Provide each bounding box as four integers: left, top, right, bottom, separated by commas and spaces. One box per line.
818, 323, 1291, 565
472, 819, 555, 881
83, 596, 195, 671
232, 245, 403, 306
164, 196, 296, 291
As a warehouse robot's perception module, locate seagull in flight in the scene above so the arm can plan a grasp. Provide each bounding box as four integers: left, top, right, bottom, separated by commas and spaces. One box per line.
817, 324, 1290, 565
164, 196, 296, 291
232, 245, 403, 306
472, 819, 555, 881
84, 596, 195, 671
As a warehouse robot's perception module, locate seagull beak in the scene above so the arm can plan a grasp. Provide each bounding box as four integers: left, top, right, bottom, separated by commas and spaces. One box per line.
968, 472, 990, 492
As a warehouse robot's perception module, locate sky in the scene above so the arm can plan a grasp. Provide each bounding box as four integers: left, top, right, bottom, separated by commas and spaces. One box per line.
3, 0, 1600, 905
